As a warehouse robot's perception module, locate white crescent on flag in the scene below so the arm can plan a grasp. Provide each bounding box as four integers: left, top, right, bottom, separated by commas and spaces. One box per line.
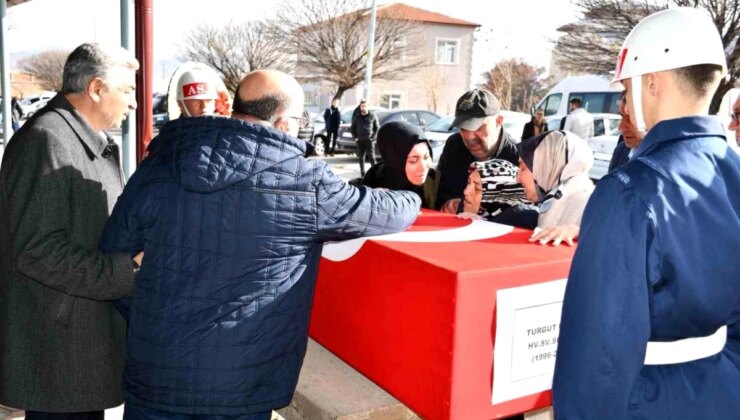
321, 219, 514, 262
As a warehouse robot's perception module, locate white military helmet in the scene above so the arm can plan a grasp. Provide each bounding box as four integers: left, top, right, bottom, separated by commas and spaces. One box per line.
612, 7, 728, 130
176, 68, 219, 101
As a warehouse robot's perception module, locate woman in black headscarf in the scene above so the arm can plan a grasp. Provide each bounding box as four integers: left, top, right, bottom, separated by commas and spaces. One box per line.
361, 121, 440, 209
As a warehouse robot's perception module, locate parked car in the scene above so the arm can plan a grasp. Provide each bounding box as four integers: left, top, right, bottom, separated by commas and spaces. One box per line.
589, 113, 622, 138
422, 111, 531, 164
587, 126, 621, 180
534, 75, 623, 131
19, 93, 55, 118
297, 111, 318, 156
153, 93, 169, 128
584, 114, 623, 180
296, 114, 326, 156
309, 106, 387, 156
335, 109, 441, 155
424, 115, 456, 164
501, 111, 531, 143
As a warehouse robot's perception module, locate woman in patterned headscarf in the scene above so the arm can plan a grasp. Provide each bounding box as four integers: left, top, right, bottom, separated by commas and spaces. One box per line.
515, 130, 595, 245
459, 158, 539, 229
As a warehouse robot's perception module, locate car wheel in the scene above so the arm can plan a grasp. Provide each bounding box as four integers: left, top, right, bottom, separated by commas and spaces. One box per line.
313, 136, 326, 156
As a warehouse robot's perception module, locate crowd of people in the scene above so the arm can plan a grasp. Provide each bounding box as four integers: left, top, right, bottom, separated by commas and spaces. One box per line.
0, 6, 738, 420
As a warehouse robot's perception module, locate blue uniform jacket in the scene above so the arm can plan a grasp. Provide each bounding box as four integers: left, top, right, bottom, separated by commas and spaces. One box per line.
553, 116, 740, 419
98, 116, 420, 415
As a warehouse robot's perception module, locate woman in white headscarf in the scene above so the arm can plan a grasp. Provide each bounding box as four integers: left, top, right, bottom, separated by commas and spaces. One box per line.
515, 130, 594, 245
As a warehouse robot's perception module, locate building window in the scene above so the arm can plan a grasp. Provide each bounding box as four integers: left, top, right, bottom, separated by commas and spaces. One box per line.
304, 90, 318, 106
436, 39, 459, 65
380, 93, 402, 110
393, 38, 406, 61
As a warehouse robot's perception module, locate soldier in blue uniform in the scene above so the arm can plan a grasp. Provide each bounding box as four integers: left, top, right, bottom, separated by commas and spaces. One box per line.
553, 8, 740, 419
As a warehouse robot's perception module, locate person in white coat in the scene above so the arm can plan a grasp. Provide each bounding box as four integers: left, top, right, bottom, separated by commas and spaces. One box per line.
563, 98, 594, 140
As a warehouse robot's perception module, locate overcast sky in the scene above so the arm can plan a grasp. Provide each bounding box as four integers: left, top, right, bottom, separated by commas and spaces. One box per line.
6, 0, 580, 84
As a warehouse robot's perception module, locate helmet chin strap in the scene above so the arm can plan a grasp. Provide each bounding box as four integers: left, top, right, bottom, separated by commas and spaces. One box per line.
630, 76, 647, 132
179, 100, 192, 117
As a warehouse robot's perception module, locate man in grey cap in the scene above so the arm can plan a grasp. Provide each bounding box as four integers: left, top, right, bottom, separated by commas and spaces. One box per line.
436, 89, 520, 212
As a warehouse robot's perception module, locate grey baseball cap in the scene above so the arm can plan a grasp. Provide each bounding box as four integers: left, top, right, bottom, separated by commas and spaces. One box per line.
452, 89, 502, 131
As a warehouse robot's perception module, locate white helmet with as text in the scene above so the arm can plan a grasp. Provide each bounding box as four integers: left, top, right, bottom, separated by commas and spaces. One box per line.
176, 68, 219, 101
612, 7, 727, 130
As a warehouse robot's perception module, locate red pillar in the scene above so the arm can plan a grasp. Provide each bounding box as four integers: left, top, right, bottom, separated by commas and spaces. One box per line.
135, 0, 153, 162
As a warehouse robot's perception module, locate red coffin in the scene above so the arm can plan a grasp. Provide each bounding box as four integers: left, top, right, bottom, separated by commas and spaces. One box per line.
309, 210, 577, 419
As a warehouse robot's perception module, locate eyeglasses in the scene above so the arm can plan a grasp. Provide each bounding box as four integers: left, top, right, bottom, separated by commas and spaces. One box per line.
731, 111, 740, 123
288, 115, 309, 129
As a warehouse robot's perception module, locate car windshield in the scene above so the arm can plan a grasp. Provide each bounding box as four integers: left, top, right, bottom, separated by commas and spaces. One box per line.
426, 115, 454, 132
374, 111, 390, 122
152, 95, 167, 113
340, 110, 354, 124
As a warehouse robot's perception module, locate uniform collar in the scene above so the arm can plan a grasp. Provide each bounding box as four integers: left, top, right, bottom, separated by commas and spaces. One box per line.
633, 115, 726, 159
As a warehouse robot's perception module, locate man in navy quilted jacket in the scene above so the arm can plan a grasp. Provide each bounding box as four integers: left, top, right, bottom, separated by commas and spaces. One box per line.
99, 69, 421, 420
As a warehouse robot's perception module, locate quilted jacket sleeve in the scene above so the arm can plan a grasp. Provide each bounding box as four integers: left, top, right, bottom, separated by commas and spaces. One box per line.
99, 162, 159, 319
99, 166, 149, 258
315, 163, 420, 241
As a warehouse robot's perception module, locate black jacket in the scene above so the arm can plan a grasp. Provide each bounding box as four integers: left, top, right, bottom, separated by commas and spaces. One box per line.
435, 129, 519, 209
521, 119, 548, 142
351, 112, 379, 141
323, 106, 341, 132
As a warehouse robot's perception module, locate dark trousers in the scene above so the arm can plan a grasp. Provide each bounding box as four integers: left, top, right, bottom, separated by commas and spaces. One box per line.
25, 411, 104, 420
326, 128, 338, 154
356, 138, 376, 176
123, 404, 271, 420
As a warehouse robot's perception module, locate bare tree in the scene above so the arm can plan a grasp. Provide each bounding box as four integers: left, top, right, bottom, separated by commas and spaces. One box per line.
481, 61, 514, 110
180, 20, 291, 93
17, 49, 69, 92
554, 0, 740, 113
481, 59, 548, 112
420, 66, 449, 113
269, 0, 425, 100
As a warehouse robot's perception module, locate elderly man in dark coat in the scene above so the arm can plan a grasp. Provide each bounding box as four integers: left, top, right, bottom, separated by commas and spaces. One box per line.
0, 43, 142, 420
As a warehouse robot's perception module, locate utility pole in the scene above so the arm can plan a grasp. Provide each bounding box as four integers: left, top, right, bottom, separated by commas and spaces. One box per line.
120, 0, 136, 180
0, 0, 11, 148
363, 0, 377, 102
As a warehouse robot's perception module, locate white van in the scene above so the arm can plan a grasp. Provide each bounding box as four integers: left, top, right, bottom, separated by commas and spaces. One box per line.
535, 75, 623, 131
